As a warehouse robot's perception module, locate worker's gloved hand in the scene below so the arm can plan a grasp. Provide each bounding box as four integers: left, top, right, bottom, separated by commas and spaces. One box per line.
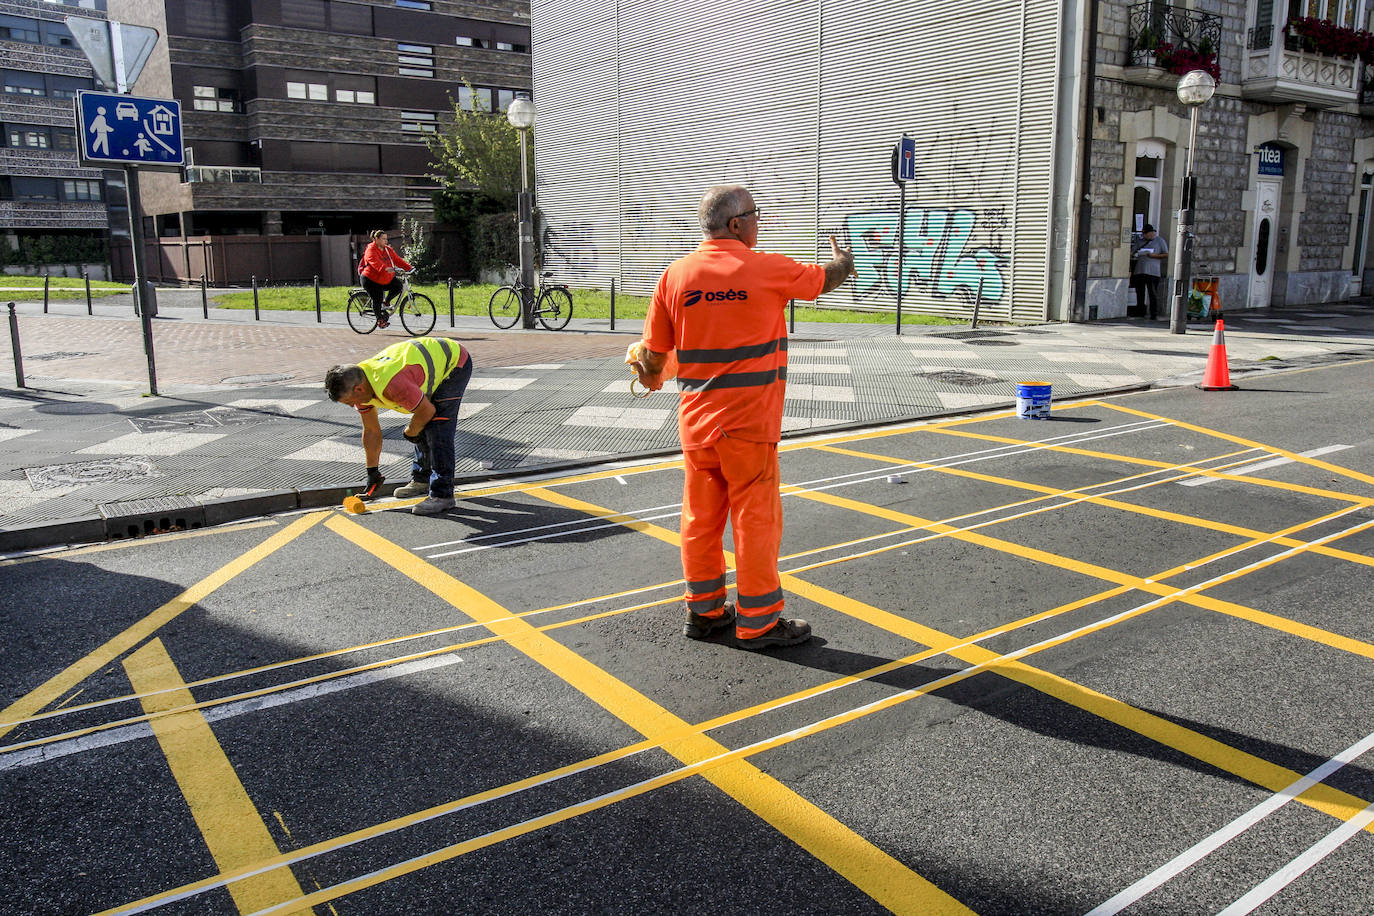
403, 429, 425, 445
362, 466, 385, 500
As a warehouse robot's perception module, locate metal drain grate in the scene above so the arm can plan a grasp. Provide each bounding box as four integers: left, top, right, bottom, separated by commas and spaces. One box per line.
99, 495, 204, 539
26, 351, 98, 361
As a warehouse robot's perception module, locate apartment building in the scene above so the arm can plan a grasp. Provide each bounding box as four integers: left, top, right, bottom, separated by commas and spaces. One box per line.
0, 0, 124, 267
530, 0, 1374, 319
109, 0, 530, 241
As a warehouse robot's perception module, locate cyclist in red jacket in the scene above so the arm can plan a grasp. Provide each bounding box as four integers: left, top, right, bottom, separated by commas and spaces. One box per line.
358, 228, 413, 329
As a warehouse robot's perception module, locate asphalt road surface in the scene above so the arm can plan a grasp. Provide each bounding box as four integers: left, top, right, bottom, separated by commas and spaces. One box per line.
2, 357, 1373, 915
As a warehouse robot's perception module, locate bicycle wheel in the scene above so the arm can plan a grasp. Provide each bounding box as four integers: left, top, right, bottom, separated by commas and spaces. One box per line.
400, 292, 436, 336
537, 286, 573, 331
346, 290, 378, 334
488, 286, 522, 329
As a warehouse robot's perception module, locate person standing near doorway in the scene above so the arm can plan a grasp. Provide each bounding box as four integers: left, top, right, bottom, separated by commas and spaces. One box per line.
1130, 224, 1169, 320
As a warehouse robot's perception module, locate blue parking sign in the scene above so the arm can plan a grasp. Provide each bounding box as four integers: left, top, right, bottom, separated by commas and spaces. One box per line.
75, 91, 183, 168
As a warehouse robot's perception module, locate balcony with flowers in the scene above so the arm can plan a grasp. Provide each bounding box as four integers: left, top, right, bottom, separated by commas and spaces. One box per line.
1244, 14, 1371, 107
1126, 3, 1222, 90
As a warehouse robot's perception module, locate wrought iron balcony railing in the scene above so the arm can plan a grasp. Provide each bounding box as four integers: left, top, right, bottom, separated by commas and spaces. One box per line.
1128, 2, 1222, 67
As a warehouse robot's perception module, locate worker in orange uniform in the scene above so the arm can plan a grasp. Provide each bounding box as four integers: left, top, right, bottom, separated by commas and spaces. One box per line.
628, 184, 854, 649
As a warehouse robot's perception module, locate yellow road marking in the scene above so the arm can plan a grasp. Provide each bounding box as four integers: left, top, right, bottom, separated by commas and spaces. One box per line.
325, 514, 972, 916
123, 639, 311, 914
0, 512, 327, 742
928, 426, 1366, 503
1105, 402, 1374, 489
527, 486, 1374, 832
816, 442, 1374, 567
0, 519, 279, 567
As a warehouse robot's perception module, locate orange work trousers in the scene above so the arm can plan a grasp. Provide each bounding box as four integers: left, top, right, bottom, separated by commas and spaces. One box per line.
681, 436, 784, 638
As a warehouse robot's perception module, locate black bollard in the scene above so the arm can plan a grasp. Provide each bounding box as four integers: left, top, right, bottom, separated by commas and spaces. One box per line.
970, 275, 985, 330
609, 277, 616, 331
789, 299, 795, 334
447, 278, 455, 328
7, 303, 23, 388
314, 275, 321, 323
201, 274, 208, 319
84, 270, 92, 315
252, 275, 259, 320
43, 274, 49, 314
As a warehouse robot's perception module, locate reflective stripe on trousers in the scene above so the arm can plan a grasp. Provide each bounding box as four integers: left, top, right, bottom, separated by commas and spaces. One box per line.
681, 437, 783, 637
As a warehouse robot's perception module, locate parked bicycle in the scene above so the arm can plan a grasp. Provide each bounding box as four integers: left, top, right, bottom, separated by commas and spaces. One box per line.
346, 271, 436, 336
488, 271, 573, 330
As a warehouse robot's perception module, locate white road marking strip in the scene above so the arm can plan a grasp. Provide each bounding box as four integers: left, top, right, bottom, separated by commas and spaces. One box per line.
1084, 729, 1374, 915
1214, 800, 1374, 916
0, 654, 462, 770
99, 511, 1374, 914
1178, 445, 1351, 486
419, 420, 1172, 556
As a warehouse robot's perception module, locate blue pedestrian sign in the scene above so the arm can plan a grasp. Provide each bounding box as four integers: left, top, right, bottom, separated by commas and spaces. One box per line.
75, 91, 183, 168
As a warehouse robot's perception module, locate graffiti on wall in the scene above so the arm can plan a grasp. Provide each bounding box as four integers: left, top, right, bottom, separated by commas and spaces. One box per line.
842, 206, 1007, 305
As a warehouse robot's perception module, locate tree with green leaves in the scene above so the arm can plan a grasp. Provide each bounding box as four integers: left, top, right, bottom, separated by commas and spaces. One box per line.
426, 87, 532, 211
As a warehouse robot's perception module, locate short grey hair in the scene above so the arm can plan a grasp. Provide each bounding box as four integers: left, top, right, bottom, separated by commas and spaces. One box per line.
324, 364, 365, 401
698, 185, 750, 236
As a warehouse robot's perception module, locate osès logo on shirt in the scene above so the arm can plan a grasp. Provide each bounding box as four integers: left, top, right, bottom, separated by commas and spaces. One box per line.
683, 289, 749, 307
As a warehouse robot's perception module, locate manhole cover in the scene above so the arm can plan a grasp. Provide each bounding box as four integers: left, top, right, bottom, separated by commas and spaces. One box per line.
939, 330, 1010, 340
26, 351, 98, 361
919, 369, 1002, 387
24, 456, 162, 489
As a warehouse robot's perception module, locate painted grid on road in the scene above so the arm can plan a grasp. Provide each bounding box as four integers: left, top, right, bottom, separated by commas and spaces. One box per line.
2, 398, 1373, 914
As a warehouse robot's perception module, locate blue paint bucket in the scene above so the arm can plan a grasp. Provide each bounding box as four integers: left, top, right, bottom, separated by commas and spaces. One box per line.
1015, 381, 1052, 419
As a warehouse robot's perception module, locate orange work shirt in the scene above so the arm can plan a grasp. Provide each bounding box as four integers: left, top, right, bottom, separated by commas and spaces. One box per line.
645, 238, 825, 448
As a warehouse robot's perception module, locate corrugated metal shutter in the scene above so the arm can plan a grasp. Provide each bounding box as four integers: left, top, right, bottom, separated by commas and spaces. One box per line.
532, 0, 1061, 322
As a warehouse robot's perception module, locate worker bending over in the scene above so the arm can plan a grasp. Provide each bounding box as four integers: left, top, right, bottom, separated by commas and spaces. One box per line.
325, 336, 473, 516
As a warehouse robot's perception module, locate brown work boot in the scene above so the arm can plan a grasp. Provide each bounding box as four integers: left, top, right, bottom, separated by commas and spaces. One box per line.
735, 617, 812, 650
683, 601, 735, 640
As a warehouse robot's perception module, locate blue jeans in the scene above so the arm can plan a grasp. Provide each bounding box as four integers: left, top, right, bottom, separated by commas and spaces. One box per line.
411, 358, 473, 498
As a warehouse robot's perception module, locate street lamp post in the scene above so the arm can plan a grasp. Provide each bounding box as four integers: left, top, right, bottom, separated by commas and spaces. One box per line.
1170, 69, 1215, 335
506, 96, 536, 329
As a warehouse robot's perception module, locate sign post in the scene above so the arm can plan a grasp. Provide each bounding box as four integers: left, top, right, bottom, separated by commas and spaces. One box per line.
74, 90, 182, 396
890, 135, 916, 334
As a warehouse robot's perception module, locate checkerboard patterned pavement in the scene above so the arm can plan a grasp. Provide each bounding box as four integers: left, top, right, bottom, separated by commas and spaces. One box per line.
2, 293, 1372, 532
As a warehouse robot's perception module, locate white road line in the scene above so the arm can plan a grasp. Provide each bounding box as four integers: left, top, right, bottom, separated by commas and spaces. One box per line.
0, 654, 463, 771
1214, 800, 1374, 915
1178, 444, 1351, 486
100, 511, 1374, 915
1084, 729, 1374, 915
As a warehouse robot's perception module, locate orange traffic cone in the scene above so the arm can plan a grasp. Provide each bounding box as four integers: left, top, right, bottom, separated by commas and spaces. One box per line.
1197, 318, 1238, 391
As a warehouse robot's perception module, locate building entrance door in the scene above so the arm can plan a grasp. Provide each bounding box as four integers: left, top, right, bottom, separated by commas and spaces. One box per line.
1249, 180, 1280, 309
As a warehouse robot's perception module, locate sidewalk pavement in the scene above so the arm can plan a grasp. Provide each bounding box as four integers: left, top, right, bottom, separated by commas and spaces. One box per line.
2, 287, 1372, 553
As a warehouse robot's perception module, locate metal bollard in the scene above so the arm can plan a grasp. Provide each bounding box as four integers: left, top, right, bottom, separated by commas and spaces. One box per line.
609, 278, 616, 331
314, 275, 321, 323
7, 303, 23, 388
200, 274, 208, 319
789, 299, 795, 334
84, 269, 92, 315
252, 275, 259, 320
970, 275, 985, 329
447, 278, 455, 328
43, 274, 50, 314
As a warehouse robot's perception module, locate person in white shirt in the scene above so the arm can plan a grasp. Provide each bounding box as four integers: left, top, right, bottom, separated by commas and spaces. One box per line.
1130, 224, 1169, 320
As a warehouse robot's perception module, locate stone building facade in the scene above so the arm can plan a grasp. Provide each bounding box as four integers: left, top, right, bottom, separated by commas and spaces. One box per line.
1086, 0, 1374, 317
108, 0, 530, 239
